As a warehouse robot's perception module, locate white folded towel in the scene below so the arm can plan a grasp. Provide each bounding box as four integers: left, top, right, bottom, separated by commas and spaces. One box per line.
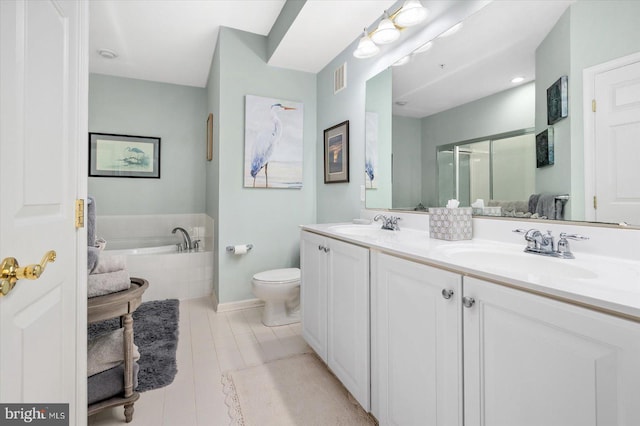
87, 328, 140, 376
88, 270, 131, 298
91, 255, 126, 275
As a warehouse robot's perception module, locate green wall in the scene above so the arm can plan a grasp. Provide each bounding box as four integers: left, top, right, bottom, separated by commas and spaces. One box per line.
315, 0, 488, 223
208, 27, 317, 304
421, 82, 535, 207
364, 68, 393, 209
88, 74, 207, 215
535, 0, 640, 220
392, 115, 423, 209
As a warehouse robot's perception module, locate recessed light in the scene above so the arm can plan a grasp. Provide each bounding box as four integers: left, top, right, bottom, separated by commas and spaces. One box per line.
511, 76, 525, 83
392, 56, 411, 67
438, 22, 463, 38
97, 49, 118, 59
414, 41, 433, 54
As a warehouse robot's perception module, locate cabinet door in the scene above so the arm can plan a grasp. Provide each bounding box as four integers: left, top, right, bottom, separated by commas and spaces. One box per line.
464, 276, 640, 426
372, 252, 463, 426
327, 238, 370, 411
300, 231, 328, 361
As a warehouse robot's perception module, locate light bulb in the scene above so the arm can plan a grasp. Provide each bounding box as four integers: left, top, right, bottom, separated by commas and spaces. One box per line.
371, 14, 400, 45
394, 0, 428, 27
353, 30, 380, 59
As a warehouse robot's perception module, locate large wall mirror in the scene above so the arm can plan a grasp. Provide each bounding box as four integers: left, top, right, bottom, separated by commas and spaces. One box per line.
365, 0, 640, 227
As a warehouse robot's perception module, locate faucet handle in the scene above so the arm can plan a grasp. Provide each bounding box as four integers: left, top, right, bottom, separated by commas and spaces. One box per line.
559, 233, 589, 241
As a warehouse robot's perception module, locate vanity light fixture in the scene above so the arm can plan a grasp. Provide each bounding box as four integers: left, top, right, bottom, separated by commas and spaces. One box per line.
371, 11, 401, 45
353, 28, 380, 59
438, 22, 463, 38
393, 0, 429, 28
511, 76, 525, 83
353, 1, 429, 59
97, 48, 118, 59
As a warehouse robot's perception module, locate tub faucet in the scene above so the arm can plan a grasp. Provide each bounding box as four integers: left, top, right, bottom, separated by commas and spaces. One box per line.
172, 227, 192, 251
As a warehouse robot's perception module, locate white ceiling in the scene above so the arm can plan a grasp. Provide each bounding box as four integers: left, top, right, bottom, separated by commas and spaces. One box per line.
90, 0, 575, 115
392, 0, 574, 118
89, 0, 396, 87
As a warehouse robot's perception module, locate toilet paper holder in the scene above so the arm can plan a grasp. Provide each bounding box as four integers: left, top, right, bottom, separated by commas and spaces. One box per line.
226, 244, 253, 253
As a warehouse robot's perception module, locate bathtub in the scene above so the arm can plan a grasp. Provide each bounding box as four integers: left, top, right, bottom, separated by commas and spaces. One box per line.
103, 237, 213, 302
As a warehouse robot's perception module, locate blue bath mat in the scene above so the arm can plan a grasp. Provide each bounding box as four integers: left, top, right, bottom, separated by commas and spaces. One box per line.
88, 299, 180, 392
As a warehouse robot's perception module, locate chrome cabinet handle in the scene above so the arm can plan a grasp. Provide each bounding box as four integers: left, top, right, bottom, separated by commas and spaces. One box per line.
441, 289, 454, 300
462, 296, 475, 308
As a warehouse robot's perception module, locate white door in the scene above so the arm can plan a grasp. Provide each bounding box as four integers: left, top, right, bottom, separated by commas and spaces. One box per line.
593, 58, 640, 224
0, 0, 87, 423
371, 252, 462, 426
464, 277, 640, 426
300, 231, 328, 361
327, 238, 369, 411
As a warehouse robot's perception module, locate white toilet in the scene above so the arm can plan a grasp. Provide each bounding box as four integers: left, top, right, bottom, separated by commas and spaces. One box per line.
251, 268, 301, 327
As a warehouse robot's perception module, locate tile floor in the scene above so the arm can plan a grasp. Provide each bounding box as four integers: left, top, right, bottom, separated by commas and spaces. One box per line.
88, 297, 312, 426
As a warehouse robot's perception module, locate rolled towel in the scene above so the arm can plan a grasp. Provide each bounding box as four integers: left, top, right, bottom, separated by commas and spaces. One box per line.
535, 193, 558, 219
91, 254, 126, 275
88, 270, 131, 298
88, 328, 141, 376
87, 195, 97, 247
528, 193, 540, 214
88, 362, 139, 405
87, 246, 100, 272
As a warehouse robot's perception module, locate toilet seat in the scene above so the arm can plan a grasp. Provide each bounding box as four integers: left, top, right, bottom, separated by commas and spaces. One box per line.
253, 268, 300, 284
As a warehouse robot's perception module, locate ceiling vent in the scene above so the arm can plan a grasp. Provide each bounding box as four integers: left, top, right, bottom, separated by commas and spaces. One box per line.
334, 63, 347, 94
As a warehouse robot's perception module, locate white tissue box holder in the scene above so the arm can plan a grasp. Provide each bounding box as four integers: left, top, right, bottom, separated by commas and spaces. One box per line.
429, 207, 473, 240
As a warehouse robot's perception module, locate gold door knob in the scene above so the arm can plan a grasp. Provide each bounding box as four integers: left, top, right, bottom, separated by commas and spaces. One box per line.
1, 250, 56, 296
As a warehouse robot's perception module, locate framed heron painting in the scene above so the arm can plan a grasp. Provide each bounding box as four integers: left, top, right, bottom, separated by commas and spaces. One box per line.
89, 133, 161, 178
244, 95, 304, 189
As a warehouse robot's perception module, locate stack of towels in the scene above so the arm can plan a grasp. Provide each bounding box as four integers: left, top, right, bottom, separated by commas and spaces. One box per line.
88, 254, 131, 298
87, 195, 131, 298
87, 328, 141, 404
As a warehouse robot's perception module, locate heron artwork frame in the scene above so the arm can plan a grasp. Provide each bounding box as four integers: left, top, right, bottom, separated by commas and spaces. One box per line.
244, 95, 304, 189
323, 120, 349, 184
89, 132, 161, 178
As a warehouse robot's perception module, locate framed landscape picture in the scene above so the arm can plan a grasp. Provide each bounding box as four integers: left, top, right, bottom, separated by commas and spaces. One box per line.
89, 133, 161, 178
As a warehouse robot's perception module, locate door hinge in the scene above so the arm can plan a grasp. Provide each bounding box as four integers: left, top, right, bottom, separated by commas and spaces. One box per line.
592, 99, 596, 112
593, 195, 598, 210
75, 199, 85, 229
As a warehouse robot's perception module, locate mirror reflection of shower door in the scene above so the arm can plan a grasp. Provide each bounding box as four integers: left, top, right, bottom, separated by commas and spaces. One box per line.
437, 132, 533, 207
493, 134, 535, 201
458, 148, 471, 206
437, 150, 455, 207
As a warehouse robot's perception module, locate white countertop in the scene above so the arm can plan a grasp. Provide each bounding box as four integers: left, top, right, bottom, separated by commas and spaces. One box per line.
301, 223, 640, 320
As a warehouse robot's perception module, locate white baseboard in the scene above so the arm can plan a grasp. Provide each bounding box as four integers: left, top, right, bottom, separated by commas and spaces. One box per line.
213, 297, 264, 313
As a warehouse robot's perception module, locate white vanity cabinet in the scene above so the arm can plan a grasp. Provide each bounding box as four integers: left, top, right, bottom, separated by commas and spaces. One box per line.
372, 252, 640, 426
463, 276, 640, 426
300, 231, 370, 410
371, 251, 463, 426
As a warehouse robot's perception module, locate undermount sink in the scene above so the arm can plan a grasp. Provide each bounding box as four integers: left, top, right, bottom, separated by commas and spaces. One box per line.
440, 246, 598, 280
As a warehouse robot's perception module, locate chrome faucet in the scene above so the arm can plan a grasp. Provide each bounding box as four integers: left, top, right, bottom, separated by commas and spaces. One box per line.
513, 229, 588, 259
172, 227, 192, 251
374, 214, 401, 231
